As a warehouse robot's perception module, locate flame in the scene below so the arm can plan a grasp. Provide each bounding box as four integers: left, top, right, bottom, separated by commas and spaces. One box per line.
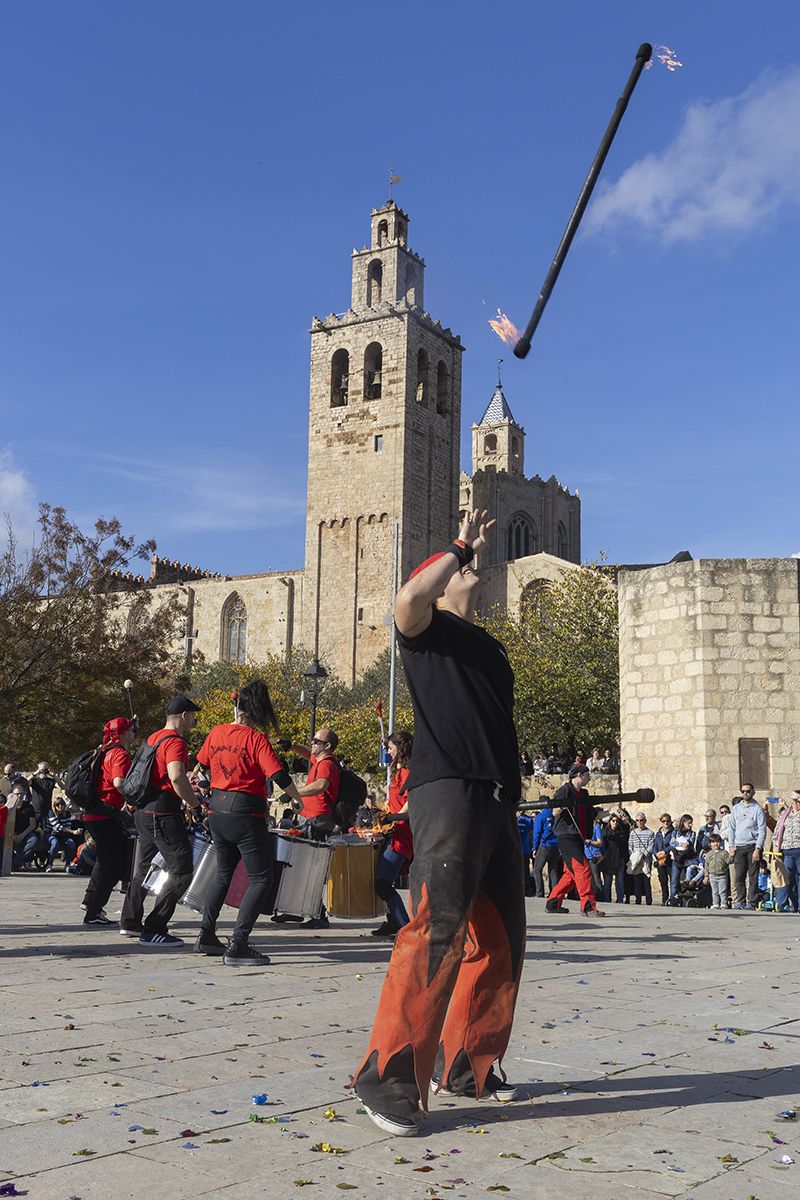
488, 309, 522, 346
645, 44, 684, 72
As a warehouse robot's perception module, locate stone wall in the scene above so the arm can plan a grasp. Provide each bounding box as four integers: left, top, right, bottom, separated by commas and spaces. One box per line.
618, 557, 800, 820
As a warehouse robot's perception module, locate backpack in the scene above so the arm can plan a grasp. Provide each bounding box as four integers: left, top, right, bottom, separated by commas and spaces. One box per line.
121, 734, 182, 810
63, 745, 110, 812
333, 766, 368, 831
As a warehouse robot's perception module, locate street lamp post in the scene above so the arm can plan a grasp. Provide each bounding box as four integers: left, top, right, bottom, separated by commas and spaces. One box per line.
302, 657, 328, 745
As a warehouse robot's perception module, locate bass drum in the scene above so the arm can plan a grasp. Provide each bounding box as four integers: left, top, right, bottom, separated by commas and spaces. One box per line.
327, 837, 383, 918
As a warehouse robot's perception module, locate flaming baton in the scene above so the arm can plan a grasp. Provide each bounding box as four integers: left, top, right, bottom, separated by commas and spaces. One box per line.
513, 41, 652, 360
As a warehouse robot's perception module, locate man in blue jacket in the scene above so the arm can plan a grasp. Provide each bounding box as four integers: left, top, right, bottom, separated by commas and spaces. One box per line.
726, 785, 767, 910
532, 806, 561, 898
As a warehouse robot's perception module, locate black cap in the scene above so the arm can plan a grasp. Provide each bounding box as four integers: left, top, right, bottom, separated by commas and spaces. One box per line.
568, 764, 590, 780
165, 694, 202, 715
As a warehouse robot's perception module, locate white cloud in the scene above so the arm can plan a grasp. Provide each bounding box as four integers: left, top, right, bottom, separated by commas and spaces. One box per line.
83, 452, 306, 535
0, 448, 38, 550
585, 69, 800, 242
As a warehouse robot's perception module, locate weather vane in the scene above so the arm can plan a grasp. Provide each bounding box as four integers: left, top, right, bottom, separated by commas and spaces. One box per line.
388, 167, 402, 199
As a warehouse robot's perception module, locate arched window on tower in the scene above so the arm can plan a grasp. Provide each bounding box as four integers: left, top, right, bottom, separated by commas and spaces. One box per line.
377, 220, 389, 246
397, 219, 407, 245
416, 348, 429, 406
557, 522, 570, 559
521, 580, 551, 622
222, 593, 248, 664
364, 342, 382, 400
405, 266, 417, 306
506, 513, 538, 561
331, 349, 349, 407
511, 435, 521, 472
367, 260, 382, 306
436, 361, 449, 414
484, 433, 497, 454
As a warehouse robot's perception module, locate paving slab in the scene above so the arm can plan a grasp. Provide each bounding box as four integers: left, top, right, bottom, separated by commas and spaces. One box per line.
2, 873, 800, 1200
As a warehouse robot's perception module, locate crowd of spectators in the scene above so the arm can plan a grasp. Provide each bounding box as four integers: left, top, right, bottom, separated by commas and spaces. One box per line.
519, 745, 620, 777
517, 788, 800, 913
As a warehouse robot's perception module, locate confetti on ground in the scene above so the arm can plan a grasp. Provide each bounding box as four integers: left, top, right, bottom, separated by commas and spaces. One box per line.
312, 1142, 347, 1154
0, 1185, 22, 1197
180, 1128, 198, 1138
72, 1149, 96, 1157
182, 1142, 200, 1150
252, 1093, 269, 1105
211, 1108, 228, 1115
293, 1181, 314, 1188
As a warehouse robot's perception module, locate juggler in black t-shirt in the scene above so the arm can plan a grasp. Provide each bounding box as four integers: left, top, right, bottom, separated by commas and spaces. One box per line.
397, 608, 520, 801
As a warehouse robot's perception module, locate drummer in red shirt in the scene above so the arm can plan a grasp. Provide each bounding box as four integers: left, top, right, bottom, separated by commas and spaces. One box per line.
284, 728, 341, 930
372, 730, 414, 940
81, 717, 134, 926
194, 680, 304, 966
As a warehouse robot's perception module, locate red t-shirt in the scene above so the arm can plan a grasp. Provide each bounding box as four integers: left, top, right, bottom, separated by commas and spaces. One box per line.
388, 766, 413, 859
140, 728, 189, 814
196, 724, 285, 797
84, 745, 131, 823
301, 755, 340, 819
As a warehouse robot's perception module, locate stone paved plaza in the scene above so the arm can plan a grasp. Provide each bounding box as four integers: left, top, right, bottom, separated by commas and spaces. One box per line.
1, 873, 799, 1199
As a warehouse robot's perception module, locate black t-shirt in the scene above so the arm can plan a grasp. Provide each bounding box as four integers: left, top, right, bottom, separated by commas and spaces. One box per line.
551, 780, 593, 839
29, 775, 56, 817
14, 799, 36, 836
397, 609, 520, 799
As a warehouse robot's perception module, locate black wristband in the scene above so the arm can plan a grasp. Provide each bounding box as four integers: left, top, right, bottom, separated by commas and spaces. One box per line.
447, 541, 474, 568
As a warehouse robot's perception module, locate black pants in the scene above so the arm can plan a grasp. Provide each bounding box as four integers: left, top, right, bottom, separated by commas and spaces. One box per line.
354, 779, 526, 1118
82, 819, 126, 916
733, 844, 759, 906
201, 795, 273, 942
121, 811, 194, 934
533, 844, 561, 897
655, 862, 671, 904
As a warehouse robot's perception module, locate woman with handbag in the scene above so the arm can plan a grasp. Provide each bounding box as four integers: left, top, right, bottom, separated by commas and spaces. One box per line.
653, 813, 675, 905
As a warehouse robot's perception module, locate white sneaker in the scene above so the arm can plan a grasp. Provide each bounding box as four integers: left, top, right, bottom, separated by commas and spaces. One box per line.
358, 1100, 421, 1137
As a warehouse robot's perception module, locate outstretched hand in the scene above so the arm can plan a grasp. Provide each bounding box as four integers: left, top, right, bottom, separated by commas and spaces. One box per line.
458, 508, 496, 554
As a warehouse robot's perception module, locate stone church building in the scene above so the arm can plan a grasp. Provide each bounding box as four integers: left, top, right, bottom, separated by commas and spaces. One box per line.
110, 198, 799, 810
115, 200, 581, 683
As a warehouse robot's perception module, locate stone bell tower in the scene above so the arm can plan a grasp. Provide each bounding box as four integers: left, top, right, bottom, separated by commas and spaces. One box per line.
303, 201, 464, 684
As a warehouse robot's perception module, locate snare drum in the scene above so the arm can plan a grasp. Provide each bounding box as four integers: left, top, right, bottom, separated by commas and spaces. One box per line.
215, 832, 332, 920
142, 852, 168, 896
143, 830, 210, 899
178, 841, 218, 913
327, 838, 383, 918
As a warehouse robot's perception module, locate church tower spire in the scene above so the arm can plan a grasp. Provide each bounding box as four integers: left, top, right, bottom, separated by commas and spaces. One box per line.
471, 364, 525, 477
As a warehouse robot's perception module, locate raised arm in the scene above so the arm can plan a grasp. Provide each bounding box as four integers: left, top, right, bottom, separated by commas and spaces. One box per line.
394, 509, 495, 638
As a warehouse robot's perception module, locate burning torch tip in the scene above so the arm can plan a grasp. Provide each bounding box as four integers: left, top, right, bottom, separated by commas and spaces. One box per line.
512, 339, 530, 360
637, 42, 653, 61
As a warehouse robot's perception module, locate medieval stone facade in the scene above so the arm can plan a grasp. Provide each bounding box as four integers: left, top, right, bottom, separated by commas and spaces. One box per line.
618, 557, 800, 815
119, 201, 581, 683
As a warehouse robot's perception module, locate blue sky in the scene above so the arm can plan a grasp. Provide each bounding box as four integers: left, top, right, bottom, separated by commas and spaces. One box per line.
2, 0, 799, 574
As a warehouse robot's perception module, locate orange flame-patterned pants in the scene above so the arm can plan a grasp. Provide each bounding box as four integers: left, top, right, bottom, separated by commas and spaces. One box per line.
353, 778, 526, 1119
